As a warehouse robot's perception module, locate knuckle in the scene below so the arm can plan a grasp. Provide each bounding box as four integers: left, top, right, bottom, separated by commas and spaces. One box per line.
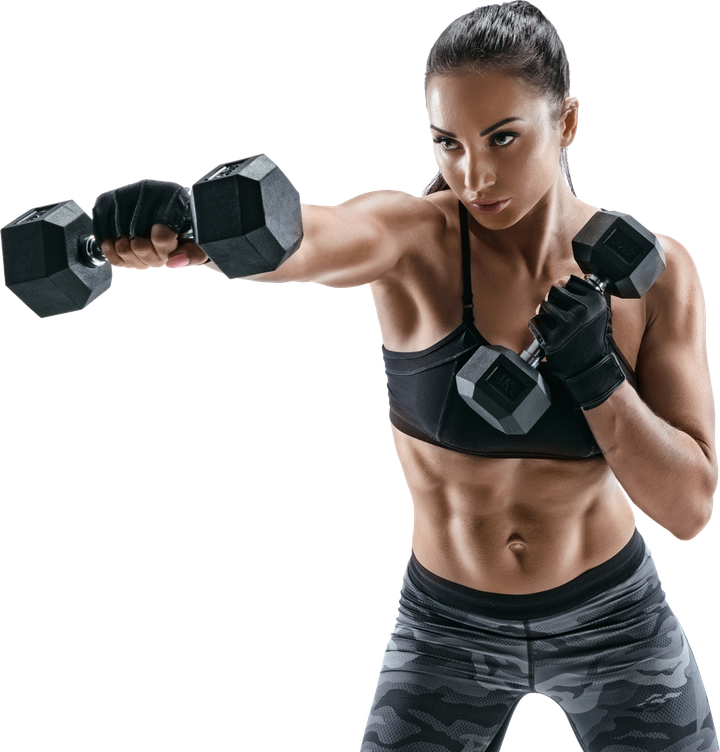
130, 238, 152, 254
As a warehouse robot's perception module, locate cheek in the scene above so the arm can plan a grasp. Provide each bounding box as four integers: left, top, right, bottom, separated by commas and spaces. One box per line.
434, 151, 464, 185
532, 127, 563, 166
513, 138, 561, 188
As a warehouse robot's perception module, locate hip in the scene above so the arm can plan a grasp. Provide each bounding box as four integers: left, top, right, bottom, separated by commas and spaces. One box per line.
403, 526, 652, 629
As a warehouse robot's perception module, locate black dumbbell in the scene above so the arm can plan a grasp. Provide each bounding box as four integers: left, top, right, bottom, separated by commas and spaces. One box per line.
191, 156, 302, 278
456, 209, 665, 435
0, 202, 112, 318
456, 337, 550, 435
1, 154, 303, 318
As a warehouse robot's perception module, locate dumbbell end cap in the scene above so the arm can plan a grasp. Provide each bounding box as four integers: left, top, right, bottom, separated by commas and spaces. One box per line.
572, 210, 666, 298
456, 347, 551, 435
2, 200, 112, 316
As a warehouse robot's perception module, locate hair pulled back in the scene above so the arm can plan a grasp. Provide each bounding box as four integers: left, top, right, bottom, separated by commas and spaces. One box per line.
424, 1, 575, 195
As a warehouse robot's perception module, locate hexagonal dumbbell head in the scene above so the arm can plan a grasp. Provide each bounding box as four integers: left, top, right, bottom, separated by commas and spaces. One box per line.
1, 201, 112, 317
190, 155, 303, 278
572, 210, 665, 298
456, 345, 551, 435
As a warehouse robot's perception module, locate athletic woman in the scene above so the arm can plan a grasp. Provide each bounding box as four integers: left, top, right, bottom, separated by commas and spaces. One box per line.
93, 3, 717, 750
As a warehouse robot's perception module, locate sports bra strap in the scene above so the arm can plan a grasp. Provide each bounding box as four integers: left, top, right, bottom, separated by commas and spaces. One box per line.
459, 202, 474, 322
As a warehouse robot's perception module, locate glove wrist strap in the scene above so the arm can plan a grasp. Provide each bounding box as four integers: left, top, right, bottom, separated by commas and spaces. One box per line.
563, 352, 626, 410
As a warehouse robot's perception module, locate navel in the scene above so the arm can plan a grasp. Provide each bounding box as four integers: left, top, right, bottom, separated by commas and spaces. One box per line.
507, 533, 527, 552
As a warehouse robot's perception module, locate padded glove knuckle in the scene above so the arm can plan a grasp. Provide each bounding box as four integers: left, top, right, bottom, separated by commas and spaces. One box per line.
92, 180, 191, 244
547, 284, 575, 306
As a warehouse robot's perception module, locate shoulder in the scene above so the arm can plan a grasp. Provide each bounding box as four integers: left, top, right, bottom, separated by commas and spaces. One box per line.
337, 189, 454, 275
650, 234, 701, 292
643, 233, 705, 334
422, 188, 461, 227
636, 232, 708, 407
338, 189, 449, 237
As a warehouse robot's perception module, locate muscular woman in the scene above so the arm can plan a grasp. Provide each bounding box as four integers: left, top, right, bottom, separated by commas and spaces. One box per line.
92, 3, 716, 750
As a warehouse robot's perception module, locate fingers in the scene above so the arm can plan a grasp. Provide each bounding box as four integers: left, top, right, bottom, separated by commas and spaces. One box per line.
170, 237, 209, 267
100, 238, 127, 268
98, 223, 210, 270
535, 275, 598, 315
112, 236, 154, 269
150, 223, 181, 256
100, 235, 155, 270
536, 275, 572, 314
144, 224, 210, 267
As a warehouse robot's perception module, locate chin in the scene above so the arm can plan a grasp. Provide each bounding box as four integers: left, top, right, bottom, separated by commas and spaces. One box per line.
471, 207, 523, 232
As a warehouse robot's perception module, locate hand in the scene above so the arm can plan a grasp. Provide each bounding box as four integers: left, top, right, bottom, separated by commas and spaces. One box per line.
99, 226, 208, 270
529, 275, 610, 377
528, 275, 625, 409
92, 179, 208, 269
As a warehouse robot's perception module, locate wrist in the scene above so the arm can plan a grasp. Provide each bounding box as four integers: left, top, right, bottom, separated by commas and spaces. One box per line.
560, 352, 626, 410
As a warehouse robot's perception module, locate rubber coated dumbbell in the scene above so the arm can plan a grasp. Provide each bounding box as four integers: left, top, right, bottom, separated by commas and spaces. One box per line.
0, 202, 112, 317
1, 155, 303, 318
455, 210, 665, 435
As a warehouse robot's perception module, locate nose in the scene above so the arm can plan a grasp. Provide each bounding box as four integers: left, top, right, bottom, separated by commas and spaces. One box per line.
463, 152, 496, 194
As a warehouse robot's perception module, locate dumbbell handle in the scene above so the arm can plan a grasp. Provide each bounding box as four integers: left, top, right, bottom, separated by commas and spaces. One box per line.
519, 338, 543, 369
585, 273, 608, 294
77, 229, 197, 269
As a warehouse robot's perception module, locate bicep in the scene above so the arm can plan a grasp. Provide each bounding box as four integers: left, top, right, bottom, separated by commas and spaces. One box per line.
635, 236, 715, 455
246, 191, 440, 287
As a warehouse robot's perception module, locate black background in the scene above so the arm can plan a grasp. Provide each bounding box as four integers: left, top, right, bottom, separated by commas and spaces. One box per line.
0, 1, 717, 752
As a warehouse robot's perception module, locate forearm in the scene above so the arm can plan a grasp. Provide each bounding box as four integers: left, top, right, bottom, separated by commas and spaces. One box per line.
584, 381, 717, 539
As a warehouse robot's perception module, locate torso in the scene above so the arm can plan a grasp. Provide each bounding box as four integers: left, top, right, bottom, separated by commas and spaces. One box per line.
370, 189, 646, 594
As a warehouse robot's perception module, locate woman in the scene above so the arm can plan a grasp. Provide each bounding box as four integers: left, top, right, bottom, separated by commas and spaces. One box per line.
94, 3, 716, 750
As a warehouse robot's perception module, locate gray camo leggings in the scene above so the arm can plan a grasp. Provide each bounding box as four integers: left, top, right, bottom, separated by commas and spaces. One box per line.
362, 533, 716, 752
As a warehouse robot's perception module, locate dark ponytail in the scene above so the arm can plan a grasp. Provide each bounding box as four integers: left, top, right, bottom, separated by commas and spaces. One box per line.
423, 1, 575, 196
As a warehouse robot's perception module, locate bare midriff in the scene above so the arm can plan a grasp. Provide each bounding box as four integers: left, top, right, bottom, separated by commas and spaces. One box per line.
391, 425, 637, 595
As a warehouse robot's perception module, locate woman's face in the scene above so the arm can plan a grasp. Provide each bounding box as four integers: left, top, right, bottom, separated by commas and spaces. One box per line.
425, 69, 577, 229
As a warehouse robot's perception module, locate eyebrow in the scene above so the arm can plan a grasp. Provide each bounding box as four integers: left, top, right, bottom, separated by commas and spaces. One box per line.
430, 117, 524, 138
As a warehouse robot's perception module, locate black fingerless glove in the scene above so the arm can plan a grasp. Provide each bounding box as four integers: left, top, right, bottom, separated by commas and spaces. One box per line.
92, 180, 193, 245
528, 275, 625, 410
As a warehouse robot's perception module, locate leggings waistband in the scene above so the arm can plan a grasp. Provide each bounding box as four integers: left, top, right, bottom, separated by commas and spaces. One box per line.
407, 528, 646, 620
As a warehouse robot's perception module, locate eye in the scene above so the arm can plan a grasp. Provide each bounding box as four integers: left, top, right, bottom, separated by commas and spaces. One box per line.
491, 132, 518, 147
432, 136, 458, 150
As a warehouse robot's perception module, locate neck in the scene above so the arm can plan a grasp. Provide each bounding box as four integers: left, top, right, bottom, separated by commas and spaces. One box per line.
468, 175, 594, 279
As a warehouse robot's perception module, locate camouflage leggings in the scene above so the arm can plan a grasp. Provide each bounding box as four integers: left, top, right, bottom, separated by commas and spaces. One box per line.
362, 531, 716, 752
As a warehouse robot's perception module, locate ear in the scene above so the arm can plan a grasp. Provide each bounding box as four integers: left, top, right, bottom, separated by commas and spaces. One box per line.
559, 97, 579, 147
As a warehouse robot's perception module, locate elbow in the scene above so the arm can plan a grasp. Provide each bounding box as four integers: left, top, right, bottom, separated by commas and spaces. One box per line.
672, 494, 714, 541
673, 524, 706, 542
674, 454, 718, 540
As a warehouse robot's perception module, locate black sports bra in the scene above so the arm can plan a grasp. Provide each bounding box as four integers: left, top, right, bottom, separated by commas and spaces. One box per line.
382, 202, 639, 460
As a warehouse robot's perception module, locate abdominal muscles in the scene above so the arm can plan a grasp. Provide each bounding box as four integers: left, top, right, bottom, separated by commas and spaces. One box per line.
392, 427, 637, 595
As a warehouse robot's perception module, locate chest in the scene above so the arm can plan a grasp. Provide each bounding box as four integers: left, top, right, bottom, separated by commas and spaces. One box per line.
374, 243, 647, 372
469, 273, 646, 371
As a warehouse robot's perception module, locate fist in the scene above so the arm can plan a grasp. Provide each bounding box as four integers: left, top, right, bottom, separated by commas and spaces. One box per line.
92, 179, 208, 270
528, 275, 611, 378
100, 225, 208, 270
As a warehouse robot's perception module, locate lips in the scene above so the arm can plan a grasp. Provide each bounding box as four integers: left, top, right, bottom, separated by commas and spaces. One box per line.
470, 199, 510, 215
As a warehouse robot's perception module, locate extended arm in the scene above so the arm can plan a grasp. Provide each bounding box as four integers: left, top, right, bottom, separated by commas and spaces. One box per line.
245, 191, 442, 287
93, 164, 442, 289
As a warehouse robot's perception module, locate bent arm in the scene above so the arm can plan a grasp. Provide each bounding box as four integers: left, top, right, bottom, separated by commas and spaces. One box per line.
583, 236, 717, 539
240, 191, 442, 287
